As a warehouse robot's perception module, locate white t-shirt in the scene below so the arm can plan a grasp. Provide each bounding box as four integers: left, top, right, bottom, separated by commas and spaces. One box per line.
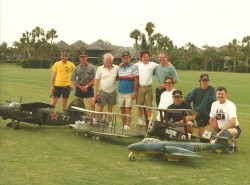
135, 61, 158, 86
95, 65, 118, 93
209, 99, 239, 129
157, 89, 175, 121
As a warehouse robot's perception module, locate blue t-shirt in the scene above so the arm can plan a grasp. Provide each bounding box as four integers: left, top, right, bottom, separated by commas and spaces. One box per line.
117, 63, 139, 94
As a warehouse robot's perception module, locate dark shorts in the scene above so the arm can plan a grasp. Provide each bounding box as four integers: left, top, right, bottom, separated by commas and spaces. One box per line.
218, 126, 241, 139
52, 86, 71, 99
75, 86, 94, 98
98, 91, 116, 106
195, 115, 210, 127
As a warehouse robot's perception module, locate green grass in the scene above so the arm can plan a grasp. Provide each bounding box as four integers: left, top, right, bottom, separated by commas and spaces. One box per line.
0, 64, 250, 185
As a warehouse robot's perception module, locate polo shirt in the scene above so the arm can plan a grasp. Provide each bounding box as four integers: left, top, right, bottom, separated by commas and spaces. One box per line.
135, 61, 158, 86
155, 64, 178, 84
95, 64, 118, 93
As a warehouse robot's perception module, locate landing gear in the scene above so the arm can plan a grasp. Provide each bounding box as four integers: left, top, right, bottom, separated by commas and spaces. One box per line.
6, 120, 20, 130
128, 152, 135, 162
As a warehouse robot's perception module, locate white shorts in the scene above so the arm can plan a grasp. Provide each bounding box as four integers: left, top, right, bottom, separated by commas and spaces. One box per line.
117, 92, 133, 108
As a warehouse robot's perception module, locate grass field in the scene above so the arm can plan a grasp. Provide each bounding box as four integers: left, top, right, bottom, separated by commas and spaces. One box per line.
0, 64, 250, 185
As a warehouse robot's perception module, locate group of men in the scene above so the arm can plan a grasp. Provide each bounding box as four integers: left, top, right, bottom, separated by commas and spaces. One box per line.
50, 50, 241, 151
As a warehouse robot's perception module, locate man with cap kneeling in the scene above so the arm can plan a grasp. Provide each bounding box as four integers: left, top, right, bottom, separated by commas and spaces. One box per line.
166, 90, 194, 134
185, 74, 216, 137
117, 51, 139, 130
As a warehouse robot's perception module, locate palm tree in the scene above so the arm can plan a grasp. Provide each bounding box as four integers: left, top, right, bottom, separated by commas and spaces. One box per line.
228, 39, 240, 72
145, 21, 155, 57
46, 29, 58, 44
129, 29, 141, 60
242, 36, 250, 72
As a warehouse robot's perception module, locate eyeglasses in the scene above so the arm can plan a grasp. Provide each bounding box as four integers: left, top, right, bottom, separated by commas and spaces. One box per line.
164, 82, 172, 84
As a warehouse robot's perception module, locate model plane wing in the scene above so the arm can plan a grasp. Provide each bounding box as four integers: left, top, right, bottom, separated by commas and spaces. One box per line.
164, 146, 201, 158
135, 105, 196, 114
71, 106, 131, 117
89, 131, 130, 138
20, 102, 54, 110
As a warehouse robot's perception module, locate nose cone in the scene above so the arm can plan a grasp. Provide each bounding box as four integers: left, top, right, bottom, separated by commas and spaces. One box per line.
127, 142, 144, 151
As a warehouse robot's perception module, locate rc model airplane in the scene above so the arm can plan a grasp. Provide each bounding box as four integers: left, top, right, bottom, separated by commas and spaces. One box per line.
0, 98, 85, 129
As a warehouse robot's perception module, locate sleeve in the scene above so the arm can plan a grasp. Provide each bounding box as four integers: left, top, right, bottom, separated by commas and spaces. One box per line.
172, 66, 179, 81
209, 86, 216, 104
185, 89, 196, 103
228, 103, 237, 119
52, 62, 57, 72
71, 68, 76, 80
209, 102, 216, 118
95, 67, 101, 80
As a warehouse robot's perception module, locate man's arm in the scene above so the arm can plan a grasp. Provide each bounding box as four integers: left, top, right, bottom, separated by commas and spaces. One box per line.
51, 71, 56, 93
94, 79, 99, 100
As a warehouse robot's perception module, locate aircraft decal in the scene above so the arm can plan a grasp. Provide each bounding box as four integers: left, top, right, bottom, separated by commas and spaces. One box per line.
51, 112, 58, 120
73, 98, 79, 105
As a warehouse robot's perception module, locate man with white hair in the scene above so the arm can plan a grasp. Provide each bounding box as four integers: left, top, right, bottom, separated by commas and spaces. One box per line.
94, 53, 118, 127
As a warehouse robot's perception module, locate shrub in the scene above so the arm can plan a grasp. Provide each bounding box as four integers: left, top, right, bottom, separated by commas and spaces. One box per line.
228, 65, 249, 73
41, 59, 51, 69
20, 59, 29, 68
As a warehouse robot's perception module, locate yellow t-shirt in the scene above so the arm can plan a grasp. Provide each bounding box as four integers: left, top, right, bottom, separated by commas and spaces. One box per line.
52, 61, 75, 86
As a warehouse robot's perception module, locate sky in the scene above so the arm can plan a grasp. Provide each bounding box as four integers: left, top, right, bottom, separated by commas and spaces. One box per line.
1, 0, 250, 48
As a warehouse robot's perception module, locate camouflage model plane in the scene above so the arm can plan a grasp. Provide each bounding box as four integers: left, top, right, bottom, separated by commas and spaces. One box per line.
127, 134, 233, 162
0, 98, 85, 129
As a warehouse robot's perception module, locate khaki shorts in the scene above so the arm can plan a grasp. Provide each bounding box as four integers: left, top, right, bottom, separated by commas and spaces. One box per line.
136, 85, 153, 106
117, 92, 133, 108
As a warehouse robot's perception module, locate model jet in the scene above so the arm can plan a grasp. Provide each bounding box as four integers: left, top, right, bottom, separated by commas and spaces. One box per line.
0, 98, 85, 129
127, 134, 232, 162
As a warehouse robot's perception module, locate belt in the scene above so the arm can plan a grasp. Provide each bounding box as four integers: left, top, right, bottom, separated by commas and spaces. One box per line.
139, 84, 152, 88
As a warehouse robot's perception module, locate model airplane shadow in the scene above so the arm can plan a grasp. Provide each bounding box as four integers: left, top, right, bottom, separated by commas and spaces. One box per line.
0, 98, 85, 130
127, 134, 234, 162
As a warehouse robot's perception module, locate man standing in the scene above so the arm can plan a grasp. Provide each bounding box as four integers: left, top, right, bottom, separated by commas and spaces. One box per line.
209, 86, 241, 152
135, 50, 157, 125
155, 52, 178, 107
71, 51, 95, 111
94, 53, 118, 127
117, 51, 139, 129
185, 74, 216, 137
51, 50, 75, 111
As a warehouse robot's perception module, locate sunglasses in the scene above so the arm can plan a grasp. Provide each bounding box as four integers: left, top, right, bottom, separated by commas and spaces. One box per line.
164, 82, 172, 84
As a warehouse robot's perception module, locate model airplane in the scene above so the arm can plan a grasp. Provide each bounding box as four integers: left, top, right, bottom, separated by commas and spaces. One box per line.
127, 134, 232, 162
0, 98, 85, 129
70, 106, 145, 140
135, 105, 204, 141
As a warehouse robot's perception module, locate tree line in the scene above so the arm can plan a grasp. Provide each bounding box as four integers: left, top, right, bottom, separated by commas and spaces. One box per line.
130, 21, 250, 72
1, 24, 250, 72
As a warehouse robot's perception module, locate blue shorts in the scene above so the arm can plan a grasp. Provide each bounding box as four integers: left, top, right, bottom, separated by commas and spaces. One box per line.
75, 86, 94, 98
52, 86, 71, 99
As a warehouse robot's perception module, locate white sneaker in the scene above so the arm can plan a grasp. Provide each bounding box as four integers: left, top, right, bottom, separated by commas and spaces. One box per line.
123, 125, 130, 130
136, 118, 144, 126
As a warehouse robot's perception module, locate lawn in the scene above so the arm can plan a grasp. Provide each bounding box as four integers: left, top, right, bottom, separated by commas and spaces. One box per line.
0, 64, 250, 185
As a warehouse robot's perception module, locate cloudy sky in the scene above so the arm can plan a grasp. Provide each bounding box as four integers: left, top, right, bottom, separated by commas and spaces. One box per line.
1, 0, 250, 48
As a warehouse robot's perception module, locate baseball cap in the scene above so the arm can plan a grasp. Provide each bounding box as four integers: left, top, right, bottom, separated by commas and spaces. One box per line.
79, 51, 87, 57
172, 90, 183, 97
122, 51, 131, 57
199, 74, 209, 81
61, 50, 69, 55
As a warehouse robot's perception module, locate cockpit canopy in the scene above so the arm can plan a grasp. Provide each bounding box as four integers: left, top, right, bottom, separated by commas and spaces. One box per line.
9, 102, 21, 109
142, 138, 161, 143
